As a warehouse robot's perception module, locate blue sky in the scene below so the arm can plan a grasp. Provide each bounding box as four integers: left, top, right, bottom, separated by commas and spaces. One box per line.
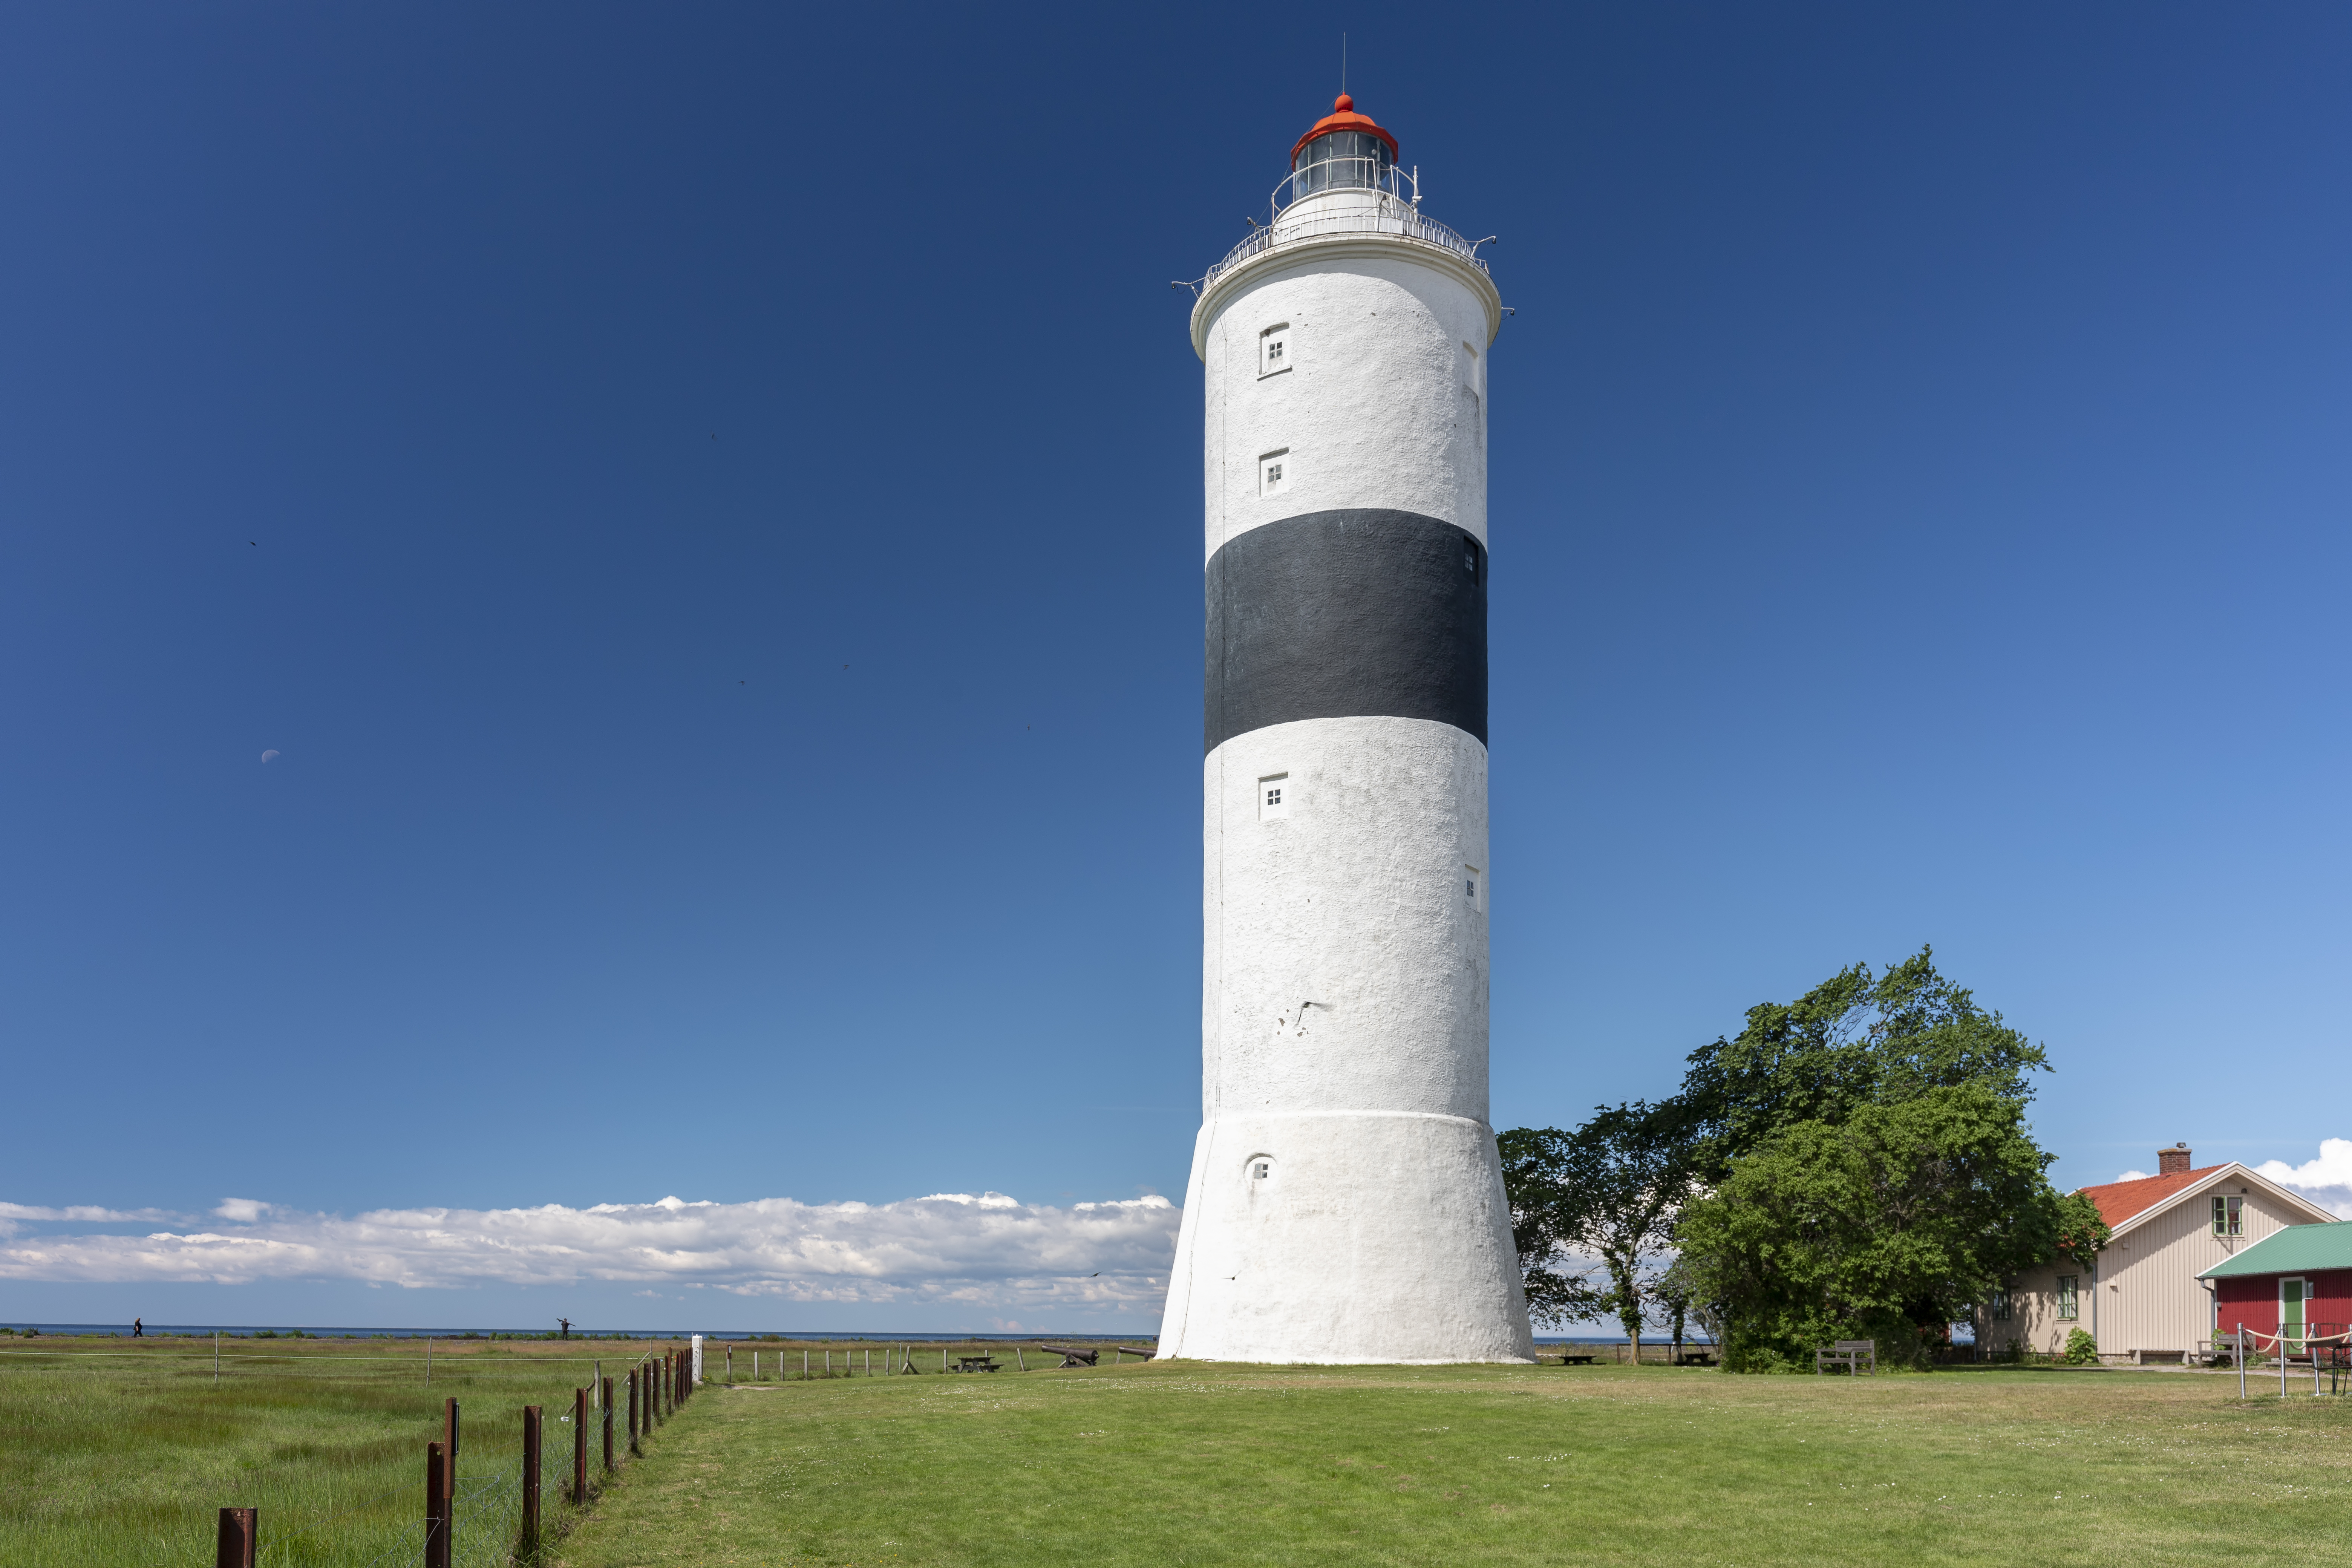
5, 3, 2352, 1332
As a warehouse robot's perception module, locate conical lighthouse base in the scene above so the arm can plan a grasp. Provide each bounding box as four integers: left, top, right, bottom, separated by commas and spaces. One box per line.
1155, 1110, 1537, 1364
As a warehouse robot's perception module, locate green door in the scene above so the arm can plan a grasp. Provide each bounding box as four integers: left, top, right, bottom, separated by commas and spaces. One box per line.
2282, 1279, 2307, 1352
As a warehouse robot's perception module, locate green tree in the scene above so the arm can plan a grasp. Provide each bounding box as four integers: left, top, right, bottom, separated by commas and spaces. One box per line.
1677, 946, 2049, 1178
1499, 1101, 1700, 1356
1672, 1081, 2072, 1370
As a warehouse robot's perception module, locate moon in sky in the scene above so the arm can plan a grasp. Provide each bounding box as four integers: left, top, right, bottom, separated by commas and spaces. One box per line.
260, 750, 279, 763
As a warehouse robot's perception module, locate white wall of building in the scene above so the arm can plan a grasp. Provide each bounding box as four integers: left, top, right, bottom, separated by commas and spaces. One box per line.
1200, 253, 1492, 562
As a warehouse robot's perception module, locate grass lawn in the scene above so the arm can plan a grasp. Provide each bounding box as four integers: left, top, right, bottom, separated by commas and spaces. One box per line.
556, 1359, 2352, 1568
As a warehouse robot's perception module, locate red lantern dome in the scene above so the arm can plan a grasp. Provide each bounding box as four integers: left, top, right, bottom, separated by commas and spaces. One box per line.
1291, 94, 1399, 166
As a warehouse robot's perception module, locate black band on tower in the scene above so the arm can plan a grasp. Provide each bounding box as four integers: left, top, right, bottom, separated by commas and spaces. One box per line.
1205, 508, 1487, 755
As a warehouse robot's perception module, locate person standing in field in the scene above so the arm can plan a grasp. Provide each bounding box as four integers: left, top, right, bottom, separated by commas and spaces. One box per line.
130, 1318, 142, 1337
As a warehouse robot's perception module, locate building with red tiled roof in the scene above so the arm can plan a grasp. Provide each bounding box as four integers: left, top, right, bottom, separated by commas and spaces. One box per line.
1976, 1143, 2337, 1362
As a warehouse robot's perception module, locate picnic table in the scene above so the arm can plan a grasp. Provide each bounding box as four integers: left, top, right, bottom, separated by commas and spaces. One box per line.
1815, 1339, 1876, 1376
1674, 1351, 1715, 1366
1554, 1353, 1597, 1365
953, 1354, 1001, 1373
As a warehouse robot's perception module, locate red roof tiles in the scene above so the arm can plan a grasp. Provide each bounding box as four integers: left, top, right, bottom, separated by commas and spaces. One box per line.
2077, 1164, 2231, 1229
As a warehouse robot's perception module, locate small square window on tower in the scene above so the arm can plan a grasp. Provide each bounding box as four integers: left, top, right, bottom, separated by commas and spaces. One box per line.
1259, 449, 1291, 498
1465, 865, 1483, 910
1258, 773, 1289, 821
1260, 323, 1292, 377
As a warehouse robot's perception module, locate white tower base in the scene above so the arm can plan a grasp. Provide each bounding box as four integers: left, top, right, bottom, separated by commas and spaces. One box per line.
1158, 1111, 1534, 1364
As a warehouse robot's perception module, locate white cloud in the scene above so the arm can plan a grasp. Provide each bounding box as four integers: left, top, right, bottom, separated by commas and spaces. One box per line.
0, 1190, 1182, 1308
2256, 1138, 2352, 1219
2113, 1170, 2151, 1183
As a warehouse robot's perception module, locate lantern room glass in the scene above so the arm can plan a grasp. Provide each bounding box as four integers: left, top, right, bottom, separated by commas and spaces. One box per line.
1290, 130, 1395, 199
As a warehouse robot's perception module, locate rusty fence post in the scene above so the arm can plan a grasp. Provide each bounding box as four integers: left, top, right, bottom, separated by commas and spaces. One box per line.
602, 1375, 615, 1471
520, 1405, 542, 1558
214, 1507, 257, 1568
573, 1385, 588, 1501
425, 1441, 449, 1568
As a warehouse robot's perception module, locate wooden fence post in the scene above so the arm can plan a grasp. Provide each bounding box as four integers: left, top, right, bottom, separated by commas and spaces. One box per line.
214, 1507, 257, 1568
602, 1376, 616, 1471
520, 1405, 542, 1557
573, 1386, 588, 1501
424, 1441, 449, 1568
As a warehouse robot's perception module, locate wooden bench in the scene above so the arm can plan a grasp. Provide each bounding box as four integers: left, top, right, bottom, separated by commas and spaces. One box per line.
1040, 1344, 1099, 1367
1815, 1340, 1875, 1376
1674, 1351, 1716, 1366
1556, 1354, 1597, 1365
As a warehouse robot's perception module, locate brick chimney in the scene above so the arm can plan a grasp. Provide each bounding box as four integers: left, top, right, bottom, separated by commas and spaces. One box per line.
2158, 1142, 2192, 1176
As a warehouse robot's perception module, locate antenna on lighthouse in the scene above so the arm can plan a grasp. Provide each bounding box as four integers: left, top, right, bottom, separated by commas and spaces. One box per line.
1341, 32, 1347, 96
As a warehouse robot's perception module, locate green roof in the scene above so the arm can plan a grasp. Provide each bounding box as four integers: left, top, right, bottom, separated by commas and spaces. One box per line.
2198, 1222, 2352, 1279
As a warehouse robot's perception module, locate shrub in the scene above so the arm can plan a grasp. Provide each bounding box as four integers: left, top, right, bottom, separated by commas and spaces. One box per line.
2062, 1328, 2099, 1365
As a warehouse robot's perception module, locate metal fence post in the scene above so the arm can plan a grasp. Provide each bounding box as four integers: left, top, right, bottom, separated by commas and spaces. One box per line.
521, 1405, 542, 1557
573, 1386, 588, 1501
425, 1441, 449, 1568
214, 1507, 257, 1568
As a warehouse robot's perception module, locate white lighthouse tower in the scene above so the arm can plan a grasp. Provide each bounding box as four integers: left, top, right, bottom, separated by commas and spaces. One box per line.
1158, 96, 1535, 1364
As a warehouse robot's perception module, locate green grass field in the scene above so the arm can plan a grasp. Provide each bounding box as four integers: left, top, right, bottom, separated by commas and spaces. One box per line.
557, 1359, 2352, 1568
13, 1342, 2351, 1566
0, 1334, 672, 1567
0, 1334, 1135, 1566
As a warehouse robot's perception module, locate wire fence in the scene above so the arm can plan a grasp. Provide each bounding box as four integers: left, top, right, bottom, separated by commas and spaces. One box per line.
188, 1345, 677, 1567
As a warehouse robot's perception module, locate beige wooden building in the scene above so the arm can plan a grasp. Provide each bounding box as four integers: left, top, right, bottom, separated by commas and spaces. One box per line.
1977, 1143, 2336, 1363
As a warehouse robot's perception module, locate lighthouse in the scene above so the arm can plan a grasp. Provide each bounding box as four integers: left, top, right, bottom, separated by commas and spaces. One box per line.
1157, 96, 1536, 1364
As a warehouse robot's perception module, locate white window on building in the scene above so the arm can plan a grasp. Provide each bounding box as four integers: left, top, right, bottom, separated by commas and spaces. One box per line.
2213, 1195, 2243, 1236
2056, 1275, 2079, 1321
1464, 865, 1482, 910
1990, 1288, 2012, 1322
1260, 323, 1292, 378
1258, 773, 1289, 821
1259, 449, 1291, 498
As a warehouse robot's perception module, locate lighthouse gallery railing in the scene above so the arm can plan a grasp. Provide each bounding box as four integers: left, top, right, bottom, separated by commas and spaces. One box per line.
1197, 159, 1491, 294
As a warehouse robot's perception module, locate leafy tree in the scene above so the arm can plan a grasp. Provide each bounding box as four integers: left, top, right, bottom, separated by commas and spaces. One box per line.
2053, 1190, 2113, 1270
1672, 1081, 2072, 1370
1677, 947, 2049, 1179
1500, 1101, 1701, 1355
